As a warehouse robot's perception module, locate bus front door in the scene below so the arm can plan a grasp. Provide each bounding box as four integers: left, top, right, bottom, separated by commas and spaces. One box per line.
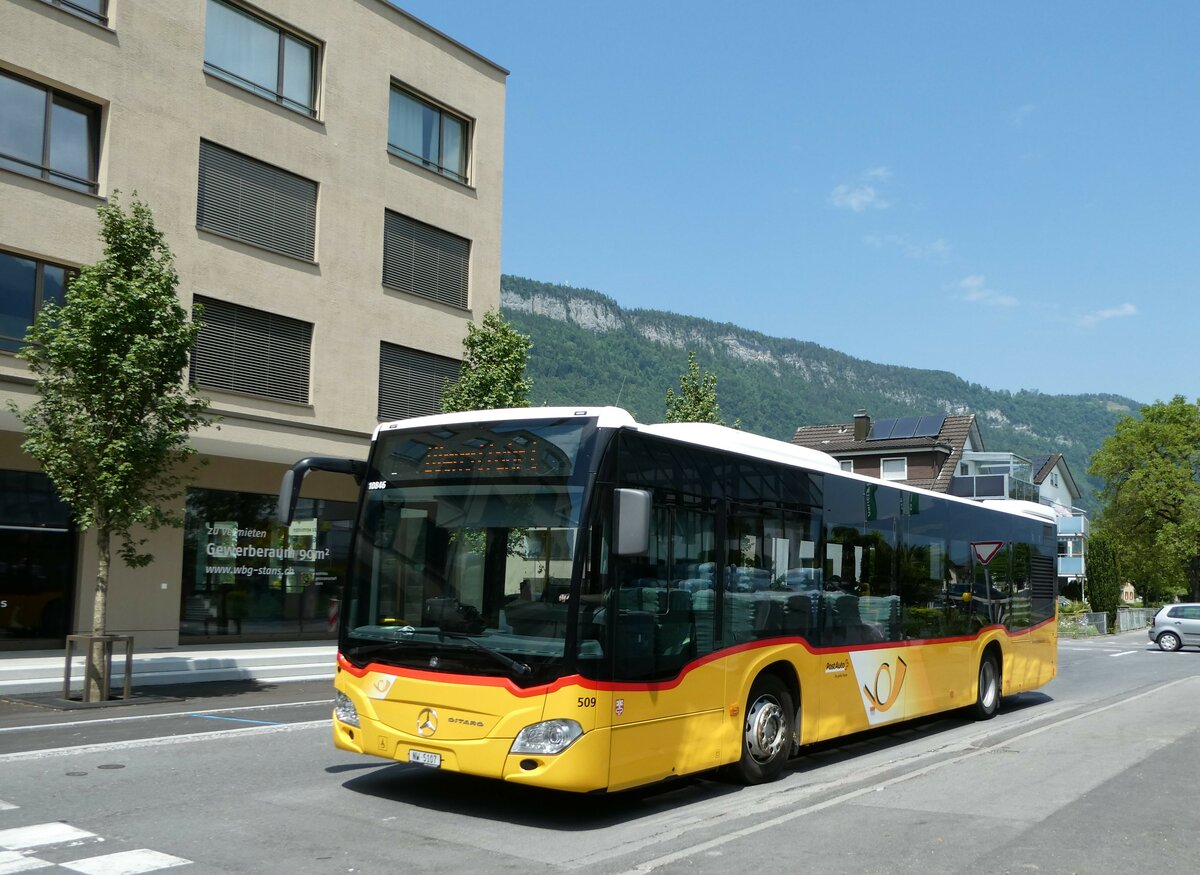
607, 582, 725, 790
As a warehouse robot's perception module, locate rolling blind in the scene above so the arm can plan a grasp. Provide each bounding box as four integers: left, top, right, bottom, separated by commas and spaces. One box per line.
382, 210, 470, 308
197, 140, 317, 261
378, 342, 460, 420
191, 295, 312, 403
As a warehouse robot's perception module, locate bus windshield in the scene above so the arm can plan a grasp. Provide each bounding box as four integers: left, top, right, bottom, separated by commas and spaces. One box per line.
342, 417, 600, 683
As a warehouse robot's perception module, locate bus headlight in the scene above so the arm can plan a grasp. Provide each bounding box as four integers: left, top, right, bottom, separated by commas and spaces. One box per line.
510, 719, 583, 755
334, 690, 360, 727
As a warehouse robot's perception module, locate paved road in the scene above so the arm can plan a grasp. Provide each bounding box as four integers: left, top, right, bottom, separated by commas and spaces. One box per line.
0, 630, 1197, 874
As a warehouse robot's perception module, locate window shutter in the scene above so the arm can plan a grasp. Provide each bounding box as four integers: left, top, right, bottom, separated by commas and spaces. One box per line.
192, 295, 312, 403
382, 211, 469, 308
197, 140, 317, 261
378, 342, 460, 420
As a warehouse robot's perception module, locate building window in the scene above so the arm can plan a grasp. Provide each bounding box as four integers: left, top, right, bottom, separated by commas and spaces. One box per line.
881, 458, 907, 481
197, 140, 317, 261
0, 250, 75, 353
203, 0, 318, 117
0, 69, 99, 194
39, 0, 108, 26
378, 342, 460, 420
839, 460, 853, 473
388, 86, 469, 183
190, 295, 312, 403
382, 211, 469, 308
181, 486, 352, 641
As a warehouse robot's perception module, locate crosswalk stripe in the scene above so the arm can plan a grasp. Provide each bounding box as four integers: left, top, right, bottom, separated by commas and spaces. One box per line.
0, 823, 98, 850
61, 849, 191, 874
0, 850, 53, 873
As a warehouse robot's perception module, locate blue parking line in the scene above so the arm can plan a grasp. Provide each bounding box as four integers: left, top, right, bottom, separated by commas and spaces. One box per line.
191, 714, 280, 726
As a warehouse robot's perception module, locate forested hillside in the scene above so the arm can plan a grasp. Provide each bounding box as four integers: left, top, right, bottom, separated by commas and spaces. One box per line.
501, 275, 1140, 511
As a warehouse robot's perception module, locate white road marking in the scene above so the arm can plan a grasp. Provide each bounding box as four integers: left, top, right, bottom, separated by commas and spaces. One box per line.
0, 823, 98, 850
0, 701, 331, 735
0, 720, 328, 764
0, 802, 15, 811
1109, 650, 1139, 657
62, 849, 191, 874
0, 850, 53, 873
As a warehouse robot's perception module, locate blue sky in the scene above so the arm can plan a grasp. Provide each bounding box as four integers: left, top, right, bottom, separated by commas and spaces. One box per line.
396, 1, 1200, 406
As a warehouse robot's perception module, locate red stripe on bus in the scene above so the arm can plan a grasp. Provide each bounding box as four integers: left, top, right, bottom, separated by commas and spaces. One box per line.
337, 616, 1054, 695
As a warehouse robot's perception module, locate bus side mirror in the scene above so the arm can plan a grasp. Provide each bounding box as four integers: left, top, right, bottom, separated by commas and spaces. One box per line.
277, 457, 366, 525
614, 488, 651, 556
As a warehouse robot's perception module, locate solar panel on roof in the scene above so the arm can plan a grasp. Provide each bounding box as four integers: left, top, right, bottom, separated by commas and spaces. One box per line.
915, 415, 946, 437
866, 418, 895, 440
890, 416, 921, 439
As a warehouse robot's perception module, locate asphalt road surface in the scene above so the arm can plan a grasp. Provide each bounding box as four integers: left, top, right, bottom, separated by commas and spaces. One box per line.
1, 629, 1197, 874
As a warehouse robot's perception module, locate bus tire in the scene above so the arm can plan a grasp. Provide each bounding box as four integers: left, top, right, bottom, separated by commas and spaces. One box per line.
972, 653, 1001, 720
724, 673, 793, 785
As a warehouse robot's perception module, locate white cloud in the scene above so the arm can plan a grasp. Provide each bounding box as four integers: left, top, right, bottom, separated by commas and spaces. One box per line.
864, 233, 950, 262
956, 275, 1017, 307
830, 183, 887, 212
830, 167, 893, 212
1079, 302, 1138, 328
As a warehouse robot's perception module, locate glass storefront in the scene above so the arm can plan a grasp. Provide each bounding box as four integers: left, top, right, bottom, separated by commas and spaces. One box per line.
0, 470, 74, 650
181, 486, 354, 641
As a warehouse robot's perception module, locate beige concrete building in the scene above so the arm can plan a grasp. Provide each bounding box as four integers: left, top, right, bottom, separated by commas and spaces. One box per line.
0, 0, 507, 649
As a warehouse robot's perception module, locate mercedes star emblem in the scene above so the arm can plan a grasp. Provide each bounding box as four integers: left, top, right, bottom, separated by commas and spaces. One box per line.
416, 707, 438, 737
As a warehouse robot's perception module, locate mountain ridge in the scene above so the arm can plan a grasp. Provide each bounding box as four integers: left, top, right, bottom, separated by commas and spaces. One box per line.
500, 274, 1137, 511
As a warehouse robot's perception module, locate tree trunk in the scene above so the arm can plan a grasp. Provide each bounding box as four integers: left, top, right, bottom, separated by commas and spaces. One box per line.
84, 527, 111, 702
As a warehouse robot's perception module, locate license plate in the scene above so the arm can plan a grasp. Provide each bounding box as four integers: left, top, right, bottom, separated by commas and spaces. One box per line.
408, 749, 441, 768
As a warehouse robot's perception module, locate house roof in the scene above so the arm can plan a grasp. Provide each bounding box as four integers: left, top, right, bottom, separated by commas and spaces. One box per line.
1030, 453, 1082, 500
791, 413, 980, 493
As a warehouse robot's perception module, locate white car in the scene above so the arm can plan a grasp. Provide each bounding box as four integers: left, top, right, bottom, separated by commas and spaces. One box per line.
1148, 603, 1200, 652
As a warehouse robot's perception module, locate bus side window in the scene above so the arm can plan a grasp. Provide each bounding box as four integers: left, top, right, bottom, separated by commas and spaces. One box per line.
611, 503, 716, 680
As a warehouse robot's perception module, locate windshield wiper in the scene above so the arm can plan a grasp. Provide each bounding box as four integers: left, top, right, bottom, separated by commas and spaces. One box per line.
437, 630, 532, 676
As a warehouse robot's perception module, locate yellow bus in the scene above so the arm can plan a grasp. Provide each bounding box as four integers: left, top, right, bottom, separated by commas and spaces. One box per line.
278, 407, 1058, 793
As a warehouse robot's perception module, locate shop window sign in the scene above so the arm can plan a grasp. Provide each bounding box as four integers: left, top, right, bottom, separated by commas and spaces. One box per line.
182, 487, 352, 639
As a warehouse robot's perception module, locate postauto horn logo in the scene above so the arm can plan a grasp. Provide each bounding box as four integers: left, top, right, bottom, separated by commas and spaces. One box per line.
848, 652, 908, 726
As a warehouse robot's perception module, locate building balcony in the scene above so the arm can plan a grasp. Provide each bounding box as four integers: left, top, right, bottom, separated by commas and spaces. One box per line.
1058, 556, 1085, 577
949, 473, 1040, 503
1057, 511, 1089, 536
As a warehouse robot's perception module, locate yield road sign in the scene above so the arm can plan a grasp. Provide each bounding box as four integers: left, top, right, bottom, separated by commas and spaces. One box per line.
972, 541, 1004, 565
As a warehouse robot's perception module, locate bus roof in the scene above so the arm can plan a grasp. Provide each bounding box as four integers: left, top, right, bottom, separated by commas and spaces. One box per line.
633, 421, 843, 473
373, 407, 1059, 524
373, 406, 638, 439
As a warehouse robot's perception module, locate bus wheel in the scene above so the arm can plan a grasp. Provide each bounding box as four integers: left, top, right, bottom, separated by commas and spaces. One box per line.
726, 674, 793, 785
972, 653, 1001, 720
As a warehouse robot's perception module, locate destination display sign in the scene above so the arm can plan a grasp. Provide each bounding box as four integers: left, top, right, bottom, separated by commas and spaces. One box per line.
379, 424, 577, 481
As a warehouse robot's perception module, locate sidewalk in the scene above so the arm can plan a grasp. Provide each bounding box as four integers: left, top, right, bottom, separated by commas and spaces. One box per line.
0, 641, 337, 698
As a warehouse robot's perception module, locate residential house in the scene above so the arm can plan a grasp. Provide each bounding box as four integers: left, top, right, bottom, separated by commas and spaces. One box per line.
792, 412, 1088, 590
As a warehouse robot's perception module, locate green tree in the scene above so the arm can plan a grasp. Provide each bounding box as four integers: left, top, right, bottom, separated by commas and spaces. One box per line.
665, 351, 726, 425
1088, 395, 1200, 602
11, 195, 212, 701
1084, 529, 1122, 625
442, 309, 532, 412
